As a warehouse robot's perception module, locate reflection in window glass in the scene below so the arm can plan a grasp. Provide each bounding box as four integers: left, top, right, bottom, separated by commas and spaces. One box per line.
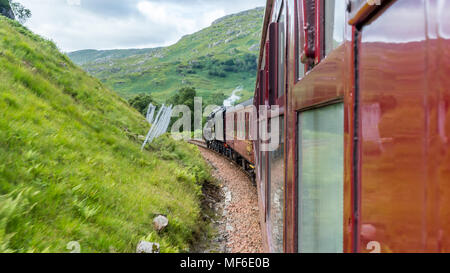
298, 104, 344, 253
278, 6, 285, 98
297, 36, 305, 80
324, 0, 346, 56
297, 2, 305, 79
269, 115, 284, 253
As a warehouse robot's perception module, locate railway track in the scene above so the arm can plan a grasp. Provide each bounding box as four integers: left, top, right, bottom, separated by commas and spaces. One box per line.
188, 139, 208, 149
188, 139, 256, 184
194, 142, 263, 253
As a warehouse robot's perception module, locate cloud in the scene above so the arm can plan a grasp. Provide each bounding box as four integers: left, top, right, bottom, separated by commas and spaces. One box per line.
136, 1, 226, 35
79, 0, 142, 18
66, 0, 80, 6
18, 0, 266, 52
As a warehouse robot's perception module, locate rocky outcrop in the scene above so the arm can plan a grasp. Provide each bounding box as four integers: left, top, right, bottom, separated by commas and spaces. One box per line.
0, 2, 14, 20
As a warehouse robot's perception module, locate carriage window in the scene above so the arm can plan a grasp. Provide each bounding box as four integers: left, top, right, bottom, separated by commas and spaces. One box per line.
241, 113, 244, 139
259, 114, 268, 208
259, 70, 265, 106
298, 103, 343, 253
260, 149, 266, 207
268, 115, 284, 252
278, 6, 286, 98
237, 112, 245, 140
324, 0, 346, 56
245, 113, 250, 140
296, 0, 306, 79
297, 45, 305, 80
235, 113, 239, 139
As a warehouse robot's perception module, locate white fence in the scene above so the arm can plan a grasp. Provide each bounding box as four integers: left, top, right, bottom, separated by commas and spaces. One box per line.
141, 103, 173, 150
146, 103, 156, 124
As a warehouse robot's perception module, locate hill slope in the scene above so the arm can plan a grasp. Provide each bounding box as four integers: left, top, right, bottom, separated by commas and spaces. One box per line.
0, 17, 210, 253
68, 7, 264, 105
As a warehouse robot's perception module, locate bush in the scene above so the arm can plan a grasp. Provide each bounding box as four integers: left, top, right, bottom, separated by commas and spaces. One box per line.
208, 68, 226, 78
128, 93, 156, 116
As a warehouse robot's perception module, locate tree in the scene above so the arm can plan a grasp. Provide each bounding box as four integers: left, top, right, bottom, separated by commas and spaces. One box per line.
128, 93, 156, 116
208, 92, 226, 107
10, 1, 31, 24
169, 87, 197, 129
169, 87, 196, 110
0, 0, 14, 19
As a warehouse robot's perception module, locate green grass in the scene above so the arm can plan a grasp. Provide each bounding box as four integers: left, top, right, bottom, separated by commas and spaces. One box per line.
68, 7, 264, 105
0, 17, 212, 253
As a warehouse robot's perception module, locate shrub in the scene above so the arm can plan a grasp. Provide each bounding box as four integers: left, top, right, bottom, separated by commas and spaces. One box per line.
128, 93, 156, 116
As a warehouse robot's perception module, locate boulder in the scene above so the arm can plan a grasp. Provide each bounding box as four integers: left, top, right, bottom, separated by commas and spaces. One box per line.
153, 215, 169, 231
136, 241, 160, 253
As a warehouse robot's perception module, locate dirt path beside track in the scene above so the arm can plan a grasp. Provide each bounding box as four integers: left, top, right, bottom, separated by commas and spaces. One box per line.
197, 147, 263, 253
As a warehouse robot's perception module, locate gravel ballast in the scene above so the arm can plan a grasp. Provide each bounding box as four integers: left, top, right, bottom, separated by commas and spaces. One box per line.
198, 147, 263, 253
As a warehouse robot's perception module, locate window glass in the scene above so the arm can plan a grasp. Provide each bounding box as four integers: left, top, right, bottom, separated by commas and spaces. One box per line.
268, 115, 285, 252
297, 1, 306, 79
278, 6, 286, 98
259, 70, 265, 106
324, 0, 346, 56
260, 149, 266, 206
297, 47, 305, 80
298, 103, 344, 253
235, 113, 239, 138
245, 113, 249, 140
237, 112, 245, 140
259, 117, 267, 207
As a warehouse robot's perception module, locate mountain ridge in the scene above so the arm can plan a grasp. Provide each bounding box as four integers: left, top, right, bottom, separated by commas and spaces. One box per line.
68, 7, 265, 105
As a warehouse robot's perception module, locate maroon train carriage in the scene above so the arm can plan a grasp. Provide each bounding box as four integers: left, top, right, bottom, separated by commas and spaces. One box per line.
205, 0, 450, 253
252, 0, 450, 253
205, 99, 256, 179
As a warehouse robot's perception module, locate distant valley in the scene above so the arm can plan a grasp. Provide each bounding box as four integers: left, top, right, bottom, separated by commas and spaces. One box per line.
68, 7, 264, 105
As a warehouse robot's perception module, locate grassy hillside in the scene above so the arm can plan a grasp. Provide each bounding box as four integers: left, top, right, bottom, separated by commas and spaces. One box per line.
68, 7, 264, 105
0, 16, 211, 253
69, 48, 162, 66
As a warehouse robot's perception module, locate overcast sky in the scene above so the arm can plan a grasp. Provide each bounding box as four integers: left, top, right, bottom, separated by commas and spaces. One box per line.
18, 0, 266, 52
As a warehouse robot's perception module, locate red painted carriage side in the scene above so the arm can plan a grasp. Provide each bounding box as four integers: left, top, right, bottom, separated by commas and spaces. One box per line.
252, 0, 450, 253
355, 0, 450, 253
225, 102, 256, 164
